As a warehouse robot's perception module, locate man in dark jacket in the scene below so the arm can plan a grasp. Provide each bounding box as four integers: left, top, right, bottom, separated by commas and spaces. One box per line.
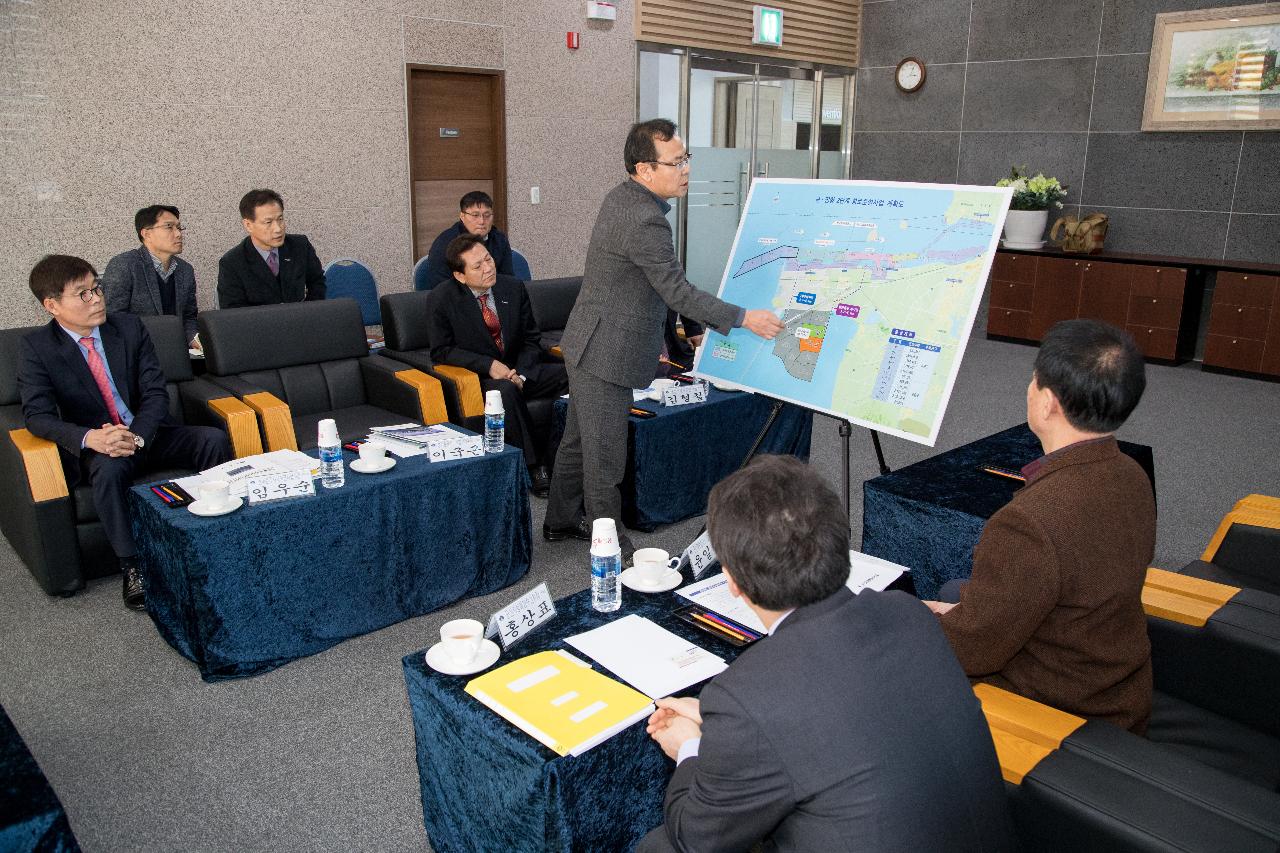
640, 455, 1014, 853
102, 204, 200, 346
425, 191, 514, 289
217, 188, 326, 308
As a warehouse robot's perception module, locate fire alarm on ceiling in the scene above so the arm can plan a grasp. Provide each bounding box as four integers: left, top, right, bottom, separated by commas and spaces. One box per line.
587, 1, 617, 21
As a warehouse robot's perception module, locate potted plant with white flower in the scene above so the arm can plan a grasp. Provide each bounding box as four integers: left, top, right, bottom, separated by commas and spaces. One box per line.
996, 167, 1068, 249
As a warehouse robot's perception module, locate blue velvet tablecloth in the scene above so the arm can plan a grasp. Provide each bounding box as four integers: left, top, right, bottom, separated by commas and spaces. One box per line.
0, 705, 79, 853
403, 573, 746, 853
554, 388, 813, 531
130, 446, 531, 681
861, 423, 1154, 599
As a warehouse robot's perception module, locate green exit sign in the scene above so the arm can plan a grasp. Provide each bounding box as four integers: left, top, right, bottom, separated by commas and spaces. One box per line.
753, 5, 783, 46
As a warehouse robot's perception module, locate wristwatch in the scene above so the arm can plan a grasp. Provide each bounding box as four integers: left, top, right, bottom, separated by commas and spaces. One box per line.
133, 434, 145, 449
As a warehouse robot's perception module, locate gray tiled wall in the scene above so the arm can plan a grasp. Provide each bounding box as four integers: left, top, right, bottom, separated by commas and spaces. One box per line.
0, 1, 635, 330
854, 0, 1279, 265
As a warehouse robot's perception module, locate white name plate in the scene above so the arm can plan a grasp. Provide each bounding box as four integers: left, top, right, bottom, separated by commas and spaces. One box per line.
678, 529, 718, 579
486, 582, 557, 649
662, 381, 708, 407
425, 433, 485, 463
245, 472, 316, 504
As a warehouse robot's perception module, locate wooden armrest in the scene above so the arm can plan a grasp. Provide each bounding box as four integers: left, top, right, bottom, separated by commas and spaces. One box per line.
9, 429, 69, 502
242, 392, 297, 452
548, 345, 563, 360
973, 683, 1084, 784
1234, 494, 1280, 515
393, 369, 448, 425
1201, 508, 1280, 562
430, 365, 485, 419
1142, 567, 1239, 627
208, 397, 264, 458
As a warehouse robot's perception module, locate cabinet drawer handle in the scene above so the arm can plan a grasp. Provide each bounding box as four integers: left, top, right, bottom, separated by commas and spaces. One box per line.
1238, 308, 1243, 313
1151, 298, 1157, 304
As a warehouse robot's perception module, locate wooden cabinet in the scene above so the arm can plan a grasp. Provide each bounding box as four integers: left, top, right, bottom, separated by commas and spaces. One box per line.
1078, 261, 1131, 329
1204, 272, 1280, 377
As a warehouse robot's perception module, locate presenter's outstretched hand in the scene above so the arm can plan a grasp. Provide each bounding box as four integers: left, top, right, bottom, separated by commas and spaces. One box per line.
743, 310, 785, 340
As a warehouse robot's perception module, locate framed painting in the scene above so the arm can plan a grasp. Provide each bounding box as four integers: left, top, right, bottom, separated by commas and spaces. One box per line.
1142, 3, 1280, 131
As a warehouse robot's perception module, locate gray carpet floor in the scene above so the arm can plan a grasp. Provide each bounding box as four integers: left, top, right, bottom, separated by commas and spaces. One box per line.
2, 333, 1278, 852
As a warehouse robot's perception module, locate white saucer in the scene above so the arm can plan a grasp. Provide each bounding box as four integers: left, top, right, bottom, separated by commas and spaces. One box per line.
1001, 239, 1046, 251
621, 568, 682, 593
350, 457, 396, 474
187, 496, 243, 517
425, 639, 501, 675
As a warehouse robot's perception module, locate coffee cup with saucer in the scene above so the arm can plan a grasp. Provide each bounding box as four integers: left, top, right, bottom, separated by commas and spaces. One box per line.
621, 548, 682, 593
188, 479, 242, 517
425, 618, 501, 675
351, 441, 396, 474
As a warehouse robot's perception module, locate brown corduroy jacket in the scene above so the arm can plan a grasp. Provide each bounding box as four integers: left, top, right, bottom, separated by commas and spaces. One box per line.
939, 436, 1156, 732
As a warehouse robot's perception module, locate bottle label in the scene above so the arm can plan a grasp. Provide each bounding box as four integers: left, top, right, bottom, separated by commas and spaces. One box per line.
319, 446, 342, 463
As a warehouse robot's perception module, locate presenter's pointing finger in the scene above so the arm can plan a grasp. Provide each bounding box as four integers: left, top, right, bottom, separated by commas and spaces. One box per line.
743, 309, 786, 340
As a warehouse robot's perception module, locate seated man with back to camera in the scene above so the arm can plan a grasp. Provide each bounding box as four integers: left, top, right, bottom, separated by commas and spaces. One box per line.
217, 188, 326, 309
102, 204, 201, 350
425, 191, 514, 288
18, 255, 232, 610
926, 318, 1155, 732
640, 455, 1014, 853
424, 233, 568, 496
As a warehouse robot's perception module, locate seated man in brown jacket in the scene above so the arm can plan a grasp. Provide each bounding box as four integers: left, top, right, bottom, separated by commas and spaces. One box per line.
926, 319, 1155, 732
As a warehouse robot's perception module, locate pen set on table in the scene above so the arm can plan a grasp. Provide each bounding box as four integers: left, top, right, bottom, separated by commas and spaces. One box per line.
150, 482, 195, 507
674, 604, 762, 646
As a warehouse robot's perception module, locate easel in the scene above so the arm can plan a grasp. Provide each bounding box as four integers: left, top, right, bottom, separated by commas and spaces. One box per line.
739, 399, 891, 533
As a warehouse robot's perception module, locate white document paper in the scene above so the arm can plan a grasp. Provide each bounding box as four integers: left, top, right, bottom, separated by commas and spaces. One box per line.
367, 423, 435, 457
675, 573, 768, 634
564, 615, 726, 699
846, 549, 907, 594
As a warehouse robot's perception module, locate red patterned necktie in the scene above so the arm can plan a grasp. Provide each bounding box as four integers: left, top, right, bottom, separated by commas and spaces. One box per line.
79, 336, 123, 425
478, 293, 504, 353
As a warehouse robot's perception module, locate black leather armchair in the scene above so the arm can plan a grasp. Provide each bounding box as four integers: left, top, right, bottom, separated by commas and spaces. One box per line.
525, 276, 581, 357
198, 298, 449, 450
379, 290, 485, 432
1, 315, 258, 595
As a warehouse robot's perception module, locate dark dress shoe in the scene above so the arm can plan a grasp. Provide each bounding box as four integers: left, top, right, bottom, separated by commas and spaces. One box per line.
542, 519, 591, 542
529, 466, 551, 498
121, 560, 146, 611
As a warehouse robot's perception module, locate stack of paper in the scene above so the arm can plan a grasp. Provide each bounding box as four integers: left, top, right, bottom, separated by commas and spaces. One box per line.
465, 651, 654, 756
173, 449, 319, 497
565, 615, 727, 698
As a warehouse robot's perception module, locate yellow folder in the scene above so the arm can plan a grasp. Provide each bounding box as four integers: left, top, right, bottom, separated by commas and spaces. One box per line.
465, 651, 656, 756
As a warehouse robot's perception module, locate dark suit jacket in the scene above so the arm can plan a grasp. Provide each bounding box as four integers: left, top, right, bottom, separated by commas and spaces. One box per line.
940, 437, 1156, 732
424, 275, 547, 379
562, 179, 739, 390
102, 246, 199, 343
216, 234, 326, 309
426, 222, 514, 290
18, 314, 172, 473
663, 311, 703, 370
655, 588, 1013, 853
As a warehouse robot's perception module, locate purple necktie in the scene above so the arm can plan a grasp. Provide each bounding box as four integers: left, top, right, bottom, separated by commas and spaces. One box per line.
267, 250, 279, 277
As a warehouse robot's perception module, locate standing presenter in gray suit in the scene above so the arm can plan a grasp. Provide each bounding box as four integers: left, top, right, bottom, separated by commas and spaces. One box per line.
544, 119, 784, 561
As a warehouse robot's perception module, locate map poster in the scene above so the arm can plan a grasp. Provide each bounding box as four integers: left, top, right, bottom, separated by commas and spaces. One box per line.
691, 179, 1012, 446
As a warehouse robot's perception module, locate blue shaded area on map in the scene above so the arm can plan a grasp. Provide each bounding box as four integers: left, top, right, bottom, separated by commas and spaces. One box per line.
694, 181, 997, 414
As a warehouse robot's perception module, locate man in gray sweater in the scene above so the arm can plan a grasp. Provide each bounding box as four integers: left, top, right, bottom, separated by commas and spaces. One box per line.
544, 119, 784, 560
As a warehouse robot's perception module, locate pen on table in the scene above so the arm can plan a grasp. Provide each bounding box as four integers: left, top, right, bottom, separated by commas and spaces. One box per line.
691, 612, 748, 642
699, 611, 761, 640
160, 484, 185, 502
151, 485, 175, 503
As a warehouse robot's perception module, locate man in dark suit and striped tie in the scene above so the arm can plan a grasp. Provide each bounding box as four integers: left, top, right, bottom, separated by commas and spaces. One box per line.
18, 255, 231, 609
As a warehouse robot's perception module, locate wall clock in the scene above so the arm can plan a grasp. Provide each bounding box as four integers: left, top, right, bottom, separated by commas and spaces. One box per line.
895, 57, 926, 93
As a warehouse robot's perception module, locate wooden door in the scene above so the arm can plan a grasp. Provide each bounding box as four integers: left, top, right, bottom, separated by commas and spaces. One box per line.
407, 68, 507, 261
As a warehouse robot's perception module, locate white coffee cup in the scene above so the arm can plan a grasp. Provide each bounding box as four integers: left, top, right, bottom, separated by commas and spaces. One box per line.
633, 548, 673, 586
440, 618, 485, 666
359, 442, 387, 465
198, 479, 231, 509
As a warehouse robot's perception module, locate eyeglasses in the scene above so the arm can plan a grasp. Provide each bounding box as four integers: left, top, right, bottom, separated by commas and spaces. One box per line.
145, 223, 186, 233
72, 283, 104, 303
650, 153, 692, 169
462, 209, 495, 221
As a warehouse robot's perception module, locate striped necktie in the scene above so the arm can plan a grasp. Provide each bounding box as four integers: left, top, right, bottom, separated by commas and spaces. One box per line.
478, 293, 504, 353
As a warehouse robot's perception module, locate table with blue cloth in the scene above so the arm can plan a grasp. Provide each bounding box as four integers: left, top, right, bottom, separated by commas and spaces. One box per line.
129, 446, 531, 681
0, 704, 79, 852
403, 570, 745, 853
553, 388, 813, 531
861, 423, 1154, 599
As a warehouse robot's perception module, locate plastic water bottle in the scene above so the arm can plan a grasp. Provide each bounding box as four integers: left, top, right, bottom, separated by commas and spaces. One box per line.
317, 418, 345, 489
484, 389, 505, 454
590, 518, 622, 612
